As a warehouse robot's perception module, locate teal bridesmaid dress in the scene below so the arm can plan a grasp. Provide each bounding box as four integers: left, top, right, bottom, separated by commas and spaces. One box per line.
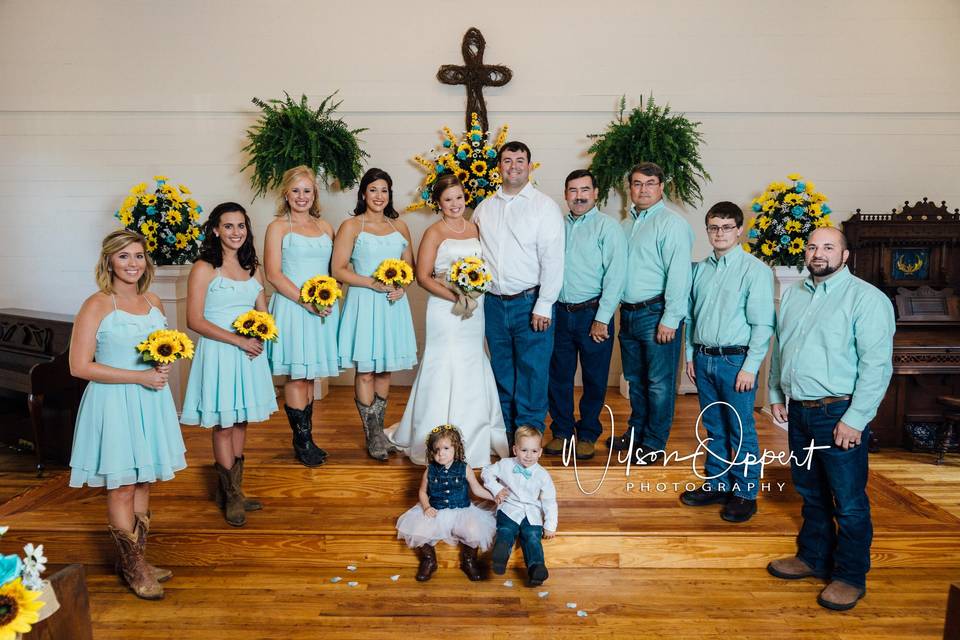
337, 226, 418, 373
180, 270, 278, 428
267, 223, 340, 379
69, 298, 187, 489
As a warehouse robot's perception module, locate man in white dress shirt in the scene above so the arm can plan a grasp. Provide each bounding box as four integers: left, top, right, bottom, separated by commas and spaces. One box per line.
473, 141, 565, 440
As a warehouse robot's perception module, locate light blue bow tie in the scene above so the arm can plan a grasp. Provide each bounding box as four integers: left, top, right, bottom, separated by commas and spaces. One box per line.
513, 463, 532, 479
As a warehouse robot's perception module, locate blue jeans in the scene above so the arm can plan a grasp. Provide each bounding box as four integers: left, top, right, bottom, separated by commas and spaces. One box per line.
548, 304, 615, 443
693, 351, 761, 499
788, 399, 872, 589
618, 302, 682, 450
485, 291, 554, 434
492, 511, 545, 569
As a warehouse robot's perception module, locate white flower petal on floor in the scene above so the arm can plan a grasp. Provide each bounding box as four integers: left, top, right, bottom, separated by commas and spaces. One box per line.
346, 564, 357, 571
390, 575, 400, 582
537, 591, 549, 598
503, 580, 513, 587
566, 602, 577, 609
330, 577, 342, 583
347, 581, 359, 587
577, 610, 588, 617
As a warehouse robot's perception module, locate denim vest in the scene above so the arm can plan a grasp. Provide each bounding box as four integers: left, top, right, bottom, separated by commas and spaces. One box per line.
427, 460, 470, 509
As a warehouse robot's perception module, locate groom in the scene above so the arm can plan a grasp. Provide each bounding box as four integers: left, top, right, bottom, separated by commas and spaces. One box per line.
473, 141, 565, 439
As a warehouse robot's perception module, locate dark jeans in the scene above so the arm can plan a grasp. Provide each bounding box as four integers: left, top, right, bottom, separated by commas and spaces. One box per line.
492, 511, 545, 569
788, 399, 872, 589
485, 291, 554, 434
693, 351, 761, 499
547, 304, 615, 443
618, 302, 682, 450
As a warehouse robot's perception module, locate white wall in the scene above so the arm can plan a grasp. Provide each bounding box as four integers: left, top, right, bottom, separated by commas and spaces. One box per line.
2, 0, 959, 384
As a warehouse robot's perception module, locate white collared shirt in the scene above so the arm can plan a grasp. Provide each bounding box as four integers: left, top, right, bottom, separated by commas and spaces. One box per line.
473, 182, 565, 318
481, 457, 558, 531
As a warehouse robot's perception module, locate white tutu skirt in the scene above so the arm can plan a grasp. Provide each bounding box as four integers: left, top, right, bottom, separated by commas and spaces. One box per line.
396, 503, 496, 550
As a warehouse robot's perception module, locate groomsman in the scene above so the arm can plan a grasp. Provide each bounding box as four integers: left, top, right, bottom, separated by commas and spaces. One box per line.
609, 162, 693, 461
767, 227, 895, 611
544, 170, 626, 460
474, 141, 565, 438
681, 201, 774, 522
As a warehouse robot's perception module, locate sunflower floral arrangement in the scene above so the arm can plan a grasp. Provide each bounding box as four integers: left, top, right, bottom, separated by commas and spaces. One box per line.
407, 112, 537, 212
0, 526, 53, 639
136, 329, 195, 365
232, 310, 279, 342
745, 173, 833, 270
300, 275, 343, 320
373, 259, 414, 289
115, 176, 204, 266
445, 256, 493, 320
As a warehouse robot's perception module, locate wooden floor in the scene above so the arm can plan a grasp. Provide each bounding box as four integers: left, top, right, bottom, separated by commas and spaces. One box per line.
1, 387, 958, 639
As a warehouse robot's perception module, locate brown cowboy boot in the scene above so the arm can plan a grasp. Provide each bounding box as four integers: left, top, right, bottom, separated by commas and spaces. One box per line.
109, 525, 164, 600
372, 394, 398, 454
459, 544, 483, 581
415, 544, 438, 582
214, 462, 246, 527
356, 397, 388, 461
234, 456, 263, 511
133, 512, 172, 583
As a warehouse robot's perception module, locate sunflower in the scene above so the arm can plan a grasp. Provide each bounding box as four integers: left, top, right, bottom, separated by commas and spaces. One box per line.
300, 275, 342, 308
153, 175, 169, 182
373, 258, 414, 287
0, 577, 44, 639
190, 226, 201, 239
119, 210, 134, 226
232, 310, 259, 336
141, 194, 158, 206
144, 333, 181, 364
140, 220, 159, 236
786, 172, 803, 181
172, 331, 194, 359
761, 199, 778, 213
252, 311, 278, 341
145, 237, 158, 252
784, 220, 802, 233
130, 182, 148, 195
178, 184, 191, 195
814, 215, 832, 228
761, 241, 778, 257
788, 237, 805, 254
755, 216, 771, 231
456, 169, 470, 183
189, 208, 200, 223
165, 208, 183, 225
470, 160, 487, 176
174, 233, 189, 250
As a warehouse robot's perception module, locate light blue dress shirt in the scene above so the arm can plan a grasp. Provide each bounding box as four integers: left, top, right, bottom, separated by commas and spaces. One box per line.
558, 207, 627, 325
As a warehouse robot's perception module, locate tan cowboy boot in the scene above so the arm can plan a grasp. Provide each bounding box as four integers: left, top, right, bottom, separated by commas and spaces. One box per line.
133, 511, 172, 583
109, 525, 163, 600
234, 456, 263, 511
214, 462, 246, 527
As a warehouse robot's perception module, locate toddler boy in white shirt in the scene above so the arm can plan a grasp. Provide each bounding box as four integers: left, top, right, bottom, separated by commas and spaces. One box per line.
481, 426, 558, 586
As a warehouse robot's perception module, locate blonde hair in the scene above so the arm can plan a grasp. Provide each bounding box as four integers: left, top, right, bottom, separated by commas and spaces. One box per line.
95, 229, 154, 295
276, 165, 321, 219
513, 426, 542, 445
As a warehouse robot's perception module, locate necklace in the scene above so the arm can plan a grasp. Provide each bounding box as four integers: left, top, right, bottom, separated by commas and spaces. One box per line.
441, 215, 466, 234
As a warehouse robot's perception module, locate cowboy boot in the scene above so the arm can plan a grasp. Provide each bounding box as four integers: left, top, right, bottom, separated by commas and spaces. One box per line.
214, 462, 246, 527
234, 456, 263, 511
284, 404, 327, 467
356, 397, 388, 461
132, 511, 172, 583
415, 544, 438, 582
372, 393, 399, 454
109, 525, 164, 600
459, 544, 483, 581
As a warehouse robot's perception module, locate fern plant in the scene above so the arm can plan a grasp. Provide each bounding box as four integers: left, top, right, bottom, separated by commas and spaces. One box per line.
242, 91, 368, 198
588, 95, 710, 208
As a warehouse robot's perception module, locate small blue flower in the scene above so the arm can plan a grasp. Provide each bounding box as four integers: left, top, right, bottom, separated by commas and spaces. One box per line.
164, 235, 176, 245
197, 205, 203, 213
477, 179, 488, 187
780, 235, 791, 245
0, 554, 22, 585
442, 140, 452, 148
791, 206, 805, 218
436, 164, 444, 173
795, 181, 806, 193
198, 233, 205, 242
156, 180, 166, 187
748, 229, 759, 239
487, 149, 496, 158
146, 206, 157, 216
471, 133, 481, 141
822, 204, 832, 214
114, 210, 120, 219
421, 190, 430, 200
456, 151, 467, 160
752, 202, 762, 212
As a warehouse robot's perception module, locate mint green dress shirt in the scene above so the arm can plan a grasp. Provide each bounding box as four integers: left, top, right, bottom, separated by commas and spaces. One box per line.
768, 266, 896, 431
684, 245, 775, 374
558, 207, 627, 325
621, 200, 694, 329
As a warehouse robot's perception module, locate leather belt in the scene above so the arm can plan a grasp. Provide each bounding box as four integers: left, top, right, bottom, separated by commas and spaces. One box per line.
796, 395, 852, 408
489, 286, 539, 301
695, 344, 748, 356
621, 294, 665, 312
558, 296, 600, 312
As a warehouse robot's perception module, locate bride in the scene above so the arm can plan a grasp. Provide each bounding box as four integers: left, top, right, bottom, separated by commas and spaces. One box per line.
386, 174, 509, 467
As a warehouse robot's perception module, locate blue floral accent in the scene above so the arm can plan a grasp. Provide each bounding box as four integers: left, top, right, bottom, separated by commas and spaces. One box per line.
477, 178, 488, 187
456, 151, 467, 160
436, 164, 445, 173
791, 206, 805, 218
748, 229, 759, 239
795, 181, 806, 193
156, 180, 166, 187
0, 554, 22, 585
822, 204, 832, 214
198, 233, 205, 241
196, 205, 203, 213
780, 235, 791, 245
471, 133, 481, 141
164, 234, 176, 245
146, 206, 157, 216
442, 140, 452, 148
752, 202, 762, 212
421, 190, 430, 200
487, 149, 496, 158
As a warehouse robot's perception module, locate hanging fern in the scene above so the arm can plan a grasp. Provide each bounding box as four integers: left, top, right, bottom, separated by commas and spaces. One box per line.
242, 91, 369, 198
588, 95, 710, 208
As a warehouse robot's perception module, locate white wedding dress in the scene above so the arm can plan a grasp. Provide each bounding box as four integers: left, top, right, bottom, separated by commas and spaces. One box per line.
386, 237, 509, 467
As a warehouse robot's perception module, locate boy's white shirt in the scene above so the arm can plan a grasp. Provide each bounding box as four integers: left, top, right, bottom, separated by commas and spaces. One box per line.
481, 457, 558, 531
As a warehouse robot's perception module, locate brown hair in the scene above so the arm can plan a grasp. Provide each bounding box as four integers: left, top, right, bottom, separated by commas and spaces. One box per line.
425, 424, 466, 464
704, 201, 744, 227
276, 165, 321, 219
94, 229, 154, 295
430, 174, 465, 209
628, 162, 665, 185
513, 426, 543, 446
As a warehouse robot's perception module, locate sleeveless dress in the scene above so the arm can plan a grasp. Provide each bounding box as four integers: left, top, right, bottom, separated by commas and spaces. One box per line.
337, 221, 418, 373
386, 238, 508, 467
180, 270, 278, 428
395, 460, 496, 550
69, 298, 187, 490
267, 218, 340, 379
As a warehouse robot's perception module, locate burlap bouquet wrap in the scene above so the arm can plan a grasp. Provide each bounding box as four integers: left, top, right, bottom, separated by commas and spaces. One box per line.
435, 271, 482, 320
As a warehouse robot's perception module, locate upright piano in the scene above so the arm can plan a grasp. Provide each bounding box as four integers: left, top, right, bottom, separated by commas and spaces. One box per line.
844, 199, 960, 450
0, 308, 86, 473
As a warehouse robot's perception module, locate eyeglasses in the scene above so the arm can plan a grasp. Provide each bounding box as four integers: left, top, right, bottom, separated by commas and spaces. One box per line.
631, 180, 661, 191
706, 224, 739, 235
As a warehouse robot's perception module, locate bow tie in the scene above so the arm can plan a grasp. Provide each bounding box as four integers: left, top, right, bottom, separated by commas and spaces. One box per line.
513, 463, 532, 479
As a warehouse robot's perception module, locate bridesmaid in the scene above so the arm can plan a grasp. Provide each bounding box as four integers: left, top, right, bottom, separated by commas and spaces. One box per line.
181, 202, 278, 527
69, 229, 186, 600
264, 165, 337, 467
333, 168, 417, 460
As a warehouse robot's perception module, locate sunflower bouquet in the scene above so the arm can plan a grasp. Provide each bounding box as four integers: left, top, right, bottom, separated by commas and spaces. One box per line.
232, 310, 279, 342
408, 112, 537, 212
115, 176, 204, 266
744, 173, 833, 270
136, 329, 195, 365
373, 259, 414, 288
444, 255, 492, 319
0, 526, 55, 638
300, 275, 343, 319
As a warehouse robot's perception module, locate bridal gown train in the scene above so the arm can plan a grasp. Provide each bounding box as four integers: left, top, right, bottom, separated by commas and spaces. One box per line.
386, 237, 509, 467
